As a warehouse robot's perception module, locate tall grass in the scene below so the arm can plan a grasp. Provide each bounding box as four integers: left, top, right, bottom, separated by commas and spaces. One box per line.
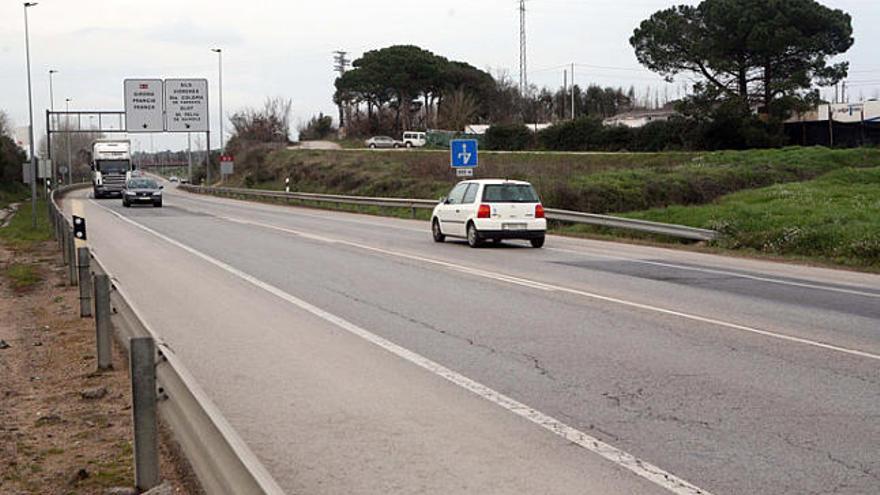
625, 167, 880, 268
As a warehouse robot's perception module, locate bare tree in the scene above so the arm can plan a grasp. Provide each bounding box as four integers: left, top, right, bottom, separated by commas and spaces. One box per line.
227, 97, 292, 155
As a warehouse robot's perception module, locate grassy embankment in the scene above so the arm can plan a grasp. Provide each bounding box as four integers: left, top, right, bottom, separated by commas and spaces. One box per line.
224, 146, 880, 268
1, 199, 53, 291
236, 146, 877, 213
0, 182, 29, 209
618, 167, 880, 269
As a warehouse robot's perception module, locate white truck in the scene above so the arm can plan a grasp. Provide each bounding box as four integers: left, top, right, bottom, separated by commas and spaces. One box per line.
91, 140, 134, 198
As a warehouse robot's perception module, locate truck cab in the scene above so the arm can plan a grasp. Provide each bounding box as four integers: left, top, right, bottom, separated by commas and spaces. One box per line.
91, 140, 134, 199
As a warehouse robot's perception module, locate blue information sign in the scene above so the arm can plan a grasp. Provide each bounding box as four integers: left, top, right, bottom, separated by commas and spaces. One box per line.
450, 139, 478, 168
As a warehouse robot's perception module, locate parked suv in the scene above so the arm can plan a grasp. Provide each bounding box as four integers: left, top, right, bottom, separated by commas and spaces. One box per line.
431, 179, 546, 248
402, 131, 427, 148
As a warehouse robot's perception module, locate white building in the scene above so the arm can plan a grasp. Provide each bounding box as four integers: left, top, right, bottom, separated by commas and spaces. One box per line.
603, 109, 677, 128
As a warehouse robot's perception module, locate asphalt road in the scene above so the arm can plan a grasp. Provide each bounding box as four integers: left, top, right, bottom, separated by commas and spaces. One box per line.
64, 185, 880, 494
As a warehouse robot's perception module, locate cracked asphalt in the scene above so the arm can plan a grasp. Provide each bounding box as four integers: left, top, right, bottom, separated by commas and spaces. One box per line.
65, 185, 880, 494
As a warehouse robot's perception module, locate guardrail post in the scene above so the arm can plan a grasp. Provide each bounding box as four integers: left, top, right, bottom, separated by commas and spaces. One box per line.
411, 207, 417, 219
94, 274, 112, 370
77, 247, 92, 317
61, 226, 70, 265
130, 337, 160, 491
67, 230, 78, 286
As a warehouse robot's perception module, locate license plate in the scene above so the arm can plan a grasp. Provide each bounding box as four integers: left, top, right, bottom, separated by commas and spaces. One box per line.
503, 223, 527, 231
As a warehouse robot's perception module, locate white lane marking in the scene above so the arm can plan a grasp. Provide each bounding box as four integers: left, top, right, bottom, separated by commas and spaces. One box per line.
90, 200, 712, 495
217, 214, 880, 363
169, 189, 427, 233
175, 188, 880, 298
548, 247, 880, 299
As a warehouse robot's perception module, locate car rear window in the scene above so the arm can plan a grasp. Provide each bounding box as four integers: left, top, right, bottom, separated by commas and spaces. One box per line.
481, 184, 540, 203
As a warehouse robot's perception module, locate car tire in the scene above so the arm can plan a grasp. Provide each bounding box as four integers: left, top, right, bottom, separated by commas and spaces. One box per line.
153, 201, 162, 208
405, 142, 412, 148
530, 236, 545, 248
467, 223, 483, 248
432, 219, 445, 243
393, 143, 400, 149
369, 144, 376, 149
123, 199, 130, 207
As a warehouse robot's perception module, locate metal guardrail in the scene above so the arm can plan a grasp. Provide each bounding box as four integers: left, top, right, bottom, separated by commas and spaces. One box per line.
49, 185, 285, 495
179, 184, 718, 242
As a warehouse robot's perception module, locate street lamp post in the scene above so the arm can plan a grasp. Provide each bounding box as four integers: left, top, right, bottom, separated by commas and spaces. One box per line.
48, 69, 57, 111
211, 48, 224, 152
65, 98, 72, 185
48, 69, 57, 184
23, 2, 38, 228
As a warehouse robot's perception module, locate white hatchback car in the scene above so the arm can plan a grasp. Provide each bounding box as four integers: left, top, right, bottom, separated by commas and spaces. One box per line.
432, 179, 547, 248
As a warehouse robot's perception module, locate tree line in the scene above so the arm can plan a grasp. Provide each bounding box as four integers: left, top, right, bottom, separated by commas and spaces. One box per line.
323, 0, 854, 150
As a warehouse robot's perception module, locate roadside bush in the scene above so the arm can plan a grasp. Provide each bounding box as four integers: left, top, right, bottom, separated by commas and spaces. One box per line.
298, 113, 336, 141
537, 117, 604, 151
483, 124, 533, 151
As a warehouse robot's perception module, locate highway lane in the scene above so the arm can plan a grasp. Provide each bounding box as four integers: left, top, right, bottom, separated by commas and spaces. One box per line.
66, 186, 879, 494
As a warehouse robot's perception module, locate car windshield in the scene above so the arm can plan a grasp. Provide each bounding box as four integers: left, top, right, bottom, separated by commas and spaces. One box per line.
481, 184, 540, 203
97, 160, 130, 174
128, 179, 158, 189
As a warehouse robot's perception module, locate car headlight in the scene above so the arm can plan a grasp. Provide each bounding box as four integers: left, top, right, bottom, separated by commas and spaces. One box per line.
124, 191, 135, 195
152, 191, 162, 196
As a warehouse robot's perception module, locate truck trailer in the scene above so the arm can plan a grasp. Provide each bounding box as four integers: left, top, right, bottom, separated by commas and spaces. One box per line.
91, 140, 134, 198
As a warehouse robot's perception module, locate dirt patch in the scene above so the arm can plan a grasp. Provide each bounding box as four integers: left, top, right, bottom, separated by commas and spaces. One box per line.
0, 237, 200, 494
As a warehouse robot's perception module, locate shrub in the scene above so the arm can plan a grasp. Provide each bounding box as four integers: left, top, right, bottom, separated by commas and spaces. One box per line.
483, 124, 533, 151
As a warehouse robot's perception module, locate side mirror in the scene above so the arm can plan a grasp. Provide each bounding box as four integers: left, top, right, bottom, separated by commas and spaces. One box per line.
439, 197, 447, 204
159, 185, 164, 189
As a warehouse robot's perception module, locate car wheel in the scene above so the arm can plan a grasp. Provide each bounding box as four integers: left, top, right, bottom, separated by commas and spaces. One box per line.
405, 142, 412, 148
530, 236, 545, 248
123, 199, 130, 207
369, 144, 376, 149
432, 219, 445, 243
153, 201, 162, 208
393, 143, 400, 149
467, 223, 483, 248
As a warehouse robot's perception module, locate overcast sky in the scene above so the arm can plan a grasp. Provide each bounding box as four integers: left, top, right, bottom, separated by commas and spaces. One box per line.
2, 0, 879, 152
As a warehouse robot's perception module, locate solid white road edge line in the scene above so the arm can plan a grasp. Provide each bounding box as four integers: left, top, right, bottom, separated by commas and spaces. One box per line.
218, 215, 880, 363
89, 200, 713, 495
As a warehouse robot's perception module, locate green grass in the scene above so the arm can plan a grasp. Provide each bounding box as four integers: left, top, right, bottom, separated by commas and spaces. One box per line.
4, 263, 42, 291
0, 182, 30, 209
0, 199, 53, 250
234, 146, 879, 215
622, 167, 880, 268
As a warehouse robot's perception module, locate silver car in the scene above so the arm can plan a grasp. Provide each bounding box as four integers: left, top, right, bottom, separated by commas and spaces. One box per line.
365, 136, 401, 149
123, 177, 164, 208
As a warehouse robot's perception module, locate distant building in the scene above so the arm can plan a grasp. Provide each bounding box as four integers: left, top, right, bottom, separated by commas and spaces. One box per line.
464, 123, 554, 134
603, 109, 677, 128
785, 101, 880, 123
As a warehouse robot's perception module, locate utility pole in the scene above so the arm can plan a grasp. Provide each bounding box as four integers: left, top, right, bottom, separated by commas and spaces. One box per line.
519, 0, 527, 95
333, 50, 350, 129
563, 69, 567, 121
24, 2, 38, 228
571, 63, 576, 120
